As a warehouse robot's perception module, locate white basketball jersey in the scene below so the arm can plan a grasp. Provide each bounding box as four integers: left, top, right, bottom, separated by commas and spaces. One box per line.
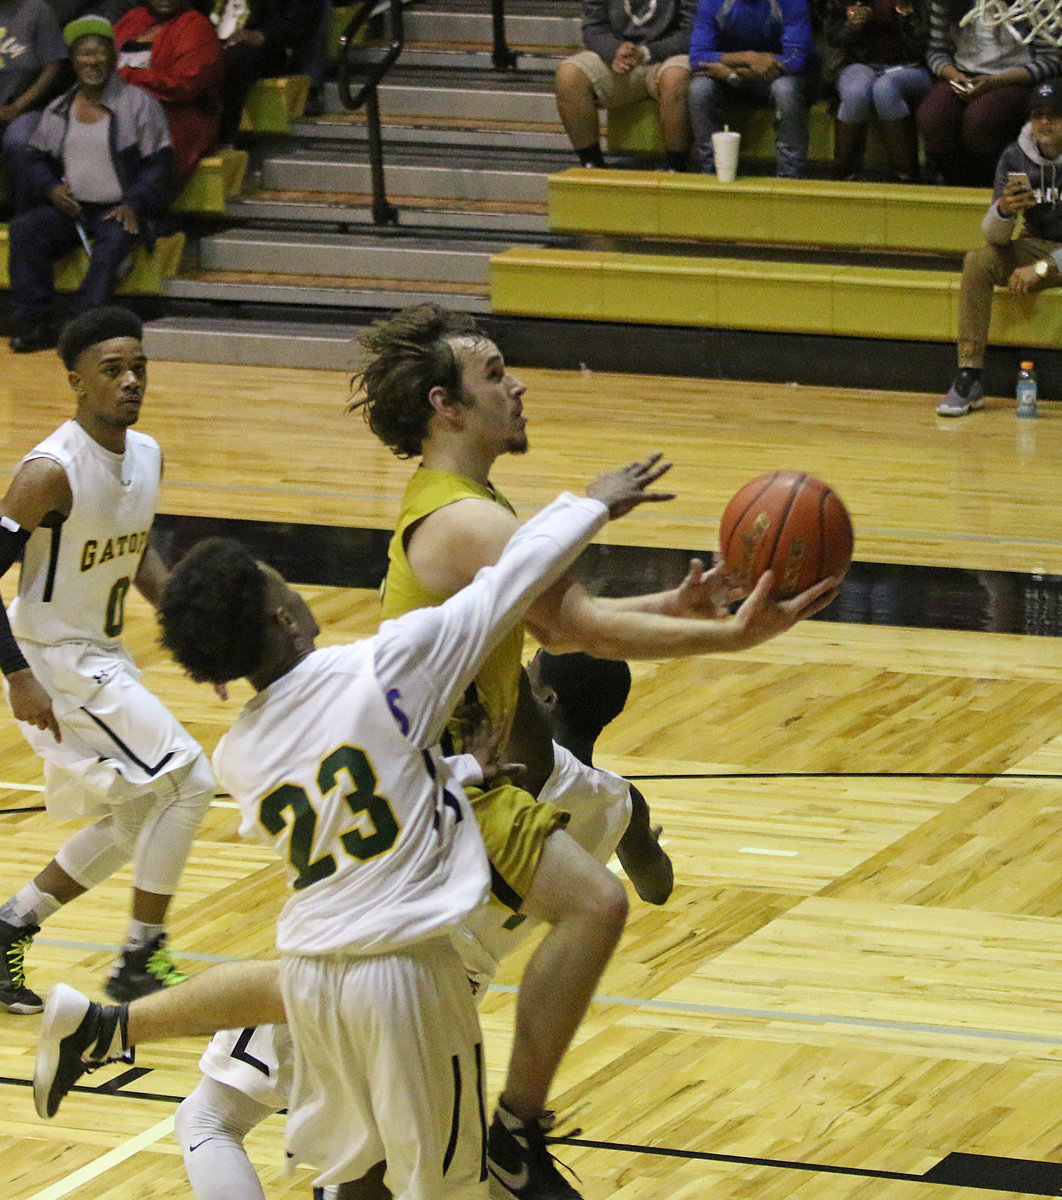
213, 642, 490, 958
9, 420, 160, 647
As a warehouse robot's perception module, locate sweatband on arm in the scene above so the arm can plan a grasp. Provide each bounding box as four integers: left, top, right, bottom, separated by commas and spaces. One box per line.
0, 518, 31, 676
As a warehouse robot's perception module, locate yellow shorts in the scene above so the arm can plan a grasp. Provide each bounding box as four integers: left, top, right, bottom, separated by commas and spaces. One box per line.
467, 781, 569, 911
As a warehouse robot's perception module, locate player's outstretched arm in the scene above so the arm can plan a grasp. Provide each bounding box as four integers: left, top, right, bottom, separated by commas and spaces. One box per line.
526, 567, 841, 660
585, 452, 675, 519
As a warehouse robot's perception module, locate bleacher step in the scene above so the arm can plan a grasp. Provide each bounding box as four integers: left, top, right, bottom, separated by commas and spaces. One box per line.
230, 190, 548, 233
291, 113, 571, 153
197, 228, 515, 284
144, 316, 361, 368
260, 150, 563, 204
368, 77, 557, 124
161, 273, 490, 311
402, 7, 579, 48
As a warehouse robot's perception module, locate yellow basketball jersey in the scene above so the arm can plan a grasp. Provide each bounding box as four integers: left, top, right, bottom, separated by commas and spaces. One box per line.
382, 467, 523, 736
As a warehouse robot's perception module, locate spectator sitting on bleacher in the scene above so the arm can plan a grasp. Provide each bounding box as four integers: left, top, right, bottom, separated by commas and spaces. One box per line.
0, 0, 68, 212
210, 0, 319, 147
936, 79, 1062, 417
554, 0, 694, 172
114, 0, 222, 186
688, 0, 816, 178
7, 15, 173, 352
822, 0, 931, 182
916, 0, 1061, 187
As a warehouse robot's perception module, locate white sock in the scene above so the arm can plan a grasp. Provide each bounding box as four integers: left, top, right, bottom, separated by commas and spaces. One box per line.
0, 882, 61, 928
125, 919, 164, 949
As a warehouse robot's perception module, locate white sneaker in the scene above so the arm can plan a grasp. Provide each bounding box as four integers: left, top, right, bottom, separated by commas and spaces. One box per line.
936, 379, 984, 417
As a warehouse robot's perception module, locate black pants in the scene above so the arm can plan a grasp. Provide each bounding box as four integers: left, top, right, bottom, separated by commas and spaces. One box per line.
220, 39, 290, 144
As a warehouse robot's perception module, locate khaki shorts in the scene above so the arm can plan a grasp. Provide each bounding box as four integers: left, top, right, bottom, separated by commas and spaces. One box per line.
565, 48, 689, 108
467, 781, 569, 910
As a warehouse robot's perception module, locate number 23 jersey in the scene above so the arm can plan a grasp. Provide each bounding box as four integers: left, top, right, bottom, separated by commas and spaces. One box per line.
213, 641, 490, 959
9, 419, 160, 648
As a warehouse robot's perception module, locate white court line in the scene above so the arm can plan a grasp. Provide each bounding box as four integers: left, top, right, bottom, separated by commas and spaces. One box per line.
739, 847, 799, 857
25, 1115, 175, 1200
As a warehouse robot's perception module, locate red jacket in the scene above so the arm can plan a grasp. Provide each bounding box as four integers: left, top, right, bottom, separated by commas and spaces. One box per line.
115, 7, 223, 185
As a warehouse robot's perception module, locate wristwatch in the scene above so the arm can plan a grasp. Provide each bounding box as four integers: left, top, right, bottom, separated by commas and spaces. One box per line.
1034, 258, 1054, 279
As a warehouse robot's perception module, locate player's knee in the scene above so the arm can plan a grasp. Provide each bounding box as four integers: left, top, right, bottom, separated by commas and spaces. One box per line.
576, 861, 629, 934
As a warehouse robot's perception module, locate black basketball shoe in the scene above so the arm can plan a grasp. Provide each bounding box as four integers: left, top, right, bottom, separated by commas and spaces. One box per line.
104, 933, 186, 1002
34, 983, 132, 1118
487, 1103, 582, 1200
0, 917, 43, 1014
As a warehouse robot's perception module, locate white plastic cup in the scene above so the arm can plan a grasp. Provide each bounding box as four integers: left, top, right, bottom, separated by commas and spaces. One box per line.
712, 130, 741, 182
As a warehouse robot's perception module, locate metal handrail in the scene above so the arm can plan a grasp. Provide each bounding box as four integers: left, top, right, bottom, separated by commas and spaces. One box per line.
336, 0, 404, 224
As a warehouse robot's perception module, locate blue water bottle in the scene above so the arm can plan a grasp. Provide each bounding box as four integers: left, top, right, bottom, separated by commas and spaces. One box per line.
1016, 361, 1038, 418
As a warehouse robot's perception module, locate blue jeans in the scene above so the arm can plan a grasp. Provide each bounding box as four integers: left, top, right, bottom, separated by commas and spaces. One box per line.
689, 71, 811, 177
8, 201, 140, 325
836, 62, 932, 124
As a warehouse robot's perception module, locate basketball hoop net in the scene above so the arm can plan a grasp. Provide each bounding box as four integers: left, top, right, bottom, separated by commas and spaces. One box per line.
959, 0, 1062, 46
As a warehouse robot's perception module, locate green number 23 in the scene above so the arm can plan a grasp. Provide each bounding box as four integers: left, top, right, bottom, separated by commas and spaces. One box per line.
259, 745, 400, 890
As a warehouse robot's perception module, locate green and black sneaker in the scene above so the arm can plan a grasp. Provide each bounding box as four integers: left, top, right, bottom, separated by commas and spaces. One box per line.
104, 933, 186, 1002
0, 917, 43, 1014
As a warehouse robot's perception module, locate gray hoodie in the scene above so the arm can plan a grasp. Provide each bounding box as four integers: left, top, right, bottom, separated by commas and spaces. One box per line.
983, 122, 1062, 269
581, 0, 696, 63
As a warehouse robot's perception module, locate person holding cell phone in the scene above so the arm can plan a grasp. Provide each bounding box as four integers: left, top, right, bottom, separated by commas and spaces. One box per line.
822, 0, 931, 182
936, 78, 1062, 416
916, 0, 1060, 187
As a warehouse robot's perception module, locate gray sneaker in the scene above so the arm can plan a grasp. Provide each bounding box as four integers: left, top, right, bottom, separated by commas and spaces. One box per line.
936, 379, 985, 417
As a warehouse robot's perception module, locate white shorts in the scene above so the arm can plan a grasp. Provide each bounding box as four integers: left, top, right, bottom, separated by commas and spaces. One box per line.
455, 742, 632, 989
198, 1023, 293, 1112
281, 937, 488, 1197
9, 639, 203, 820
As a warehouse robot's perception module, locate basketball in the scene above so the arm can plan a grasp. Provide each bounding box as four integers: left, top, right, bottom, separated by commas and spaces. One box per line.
719, 471, 853, 598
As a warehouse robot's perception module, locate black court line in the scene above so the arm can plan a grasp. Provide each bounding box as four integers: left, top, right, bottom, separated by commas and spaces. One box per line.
0, 804, 46, 813
552, 1139, 1062, 1196
0, 1073, 185, 1105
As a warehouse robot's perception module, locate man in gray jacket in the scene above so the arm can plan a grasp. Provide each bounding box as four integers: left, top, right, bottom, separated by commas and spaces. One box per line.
7, 14, 173, 352
555, 0, 694, 170
937, 78, 1062, 416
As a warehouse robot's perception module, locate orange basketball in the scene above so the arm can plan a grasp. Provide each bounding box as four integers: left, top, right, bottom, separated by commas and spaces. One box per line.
719, 471, 853, 598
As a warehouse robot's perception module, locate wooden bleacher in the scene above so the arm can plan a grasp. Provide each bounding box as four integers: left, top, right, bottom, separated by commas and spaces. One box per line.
549, 170, 987, 253
491, 171, 1062, 351
172, 147, 250, 216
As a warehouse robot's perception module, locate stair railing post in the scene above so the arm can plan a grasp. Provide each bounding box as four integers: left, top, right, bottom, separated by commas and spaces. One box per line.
491, 0, 519, 69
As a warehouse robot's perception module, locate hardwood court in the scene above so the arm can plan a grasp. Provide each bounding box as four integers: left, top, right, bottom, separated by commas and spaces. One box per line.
3, 348, 1062, 1200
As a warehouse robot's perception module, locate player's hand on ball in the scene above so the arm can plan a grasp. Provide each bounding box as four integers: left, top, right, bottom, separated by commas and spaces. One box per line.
729, 571, 841, 648
587, 453, 675, 519
672, 556, 748, 618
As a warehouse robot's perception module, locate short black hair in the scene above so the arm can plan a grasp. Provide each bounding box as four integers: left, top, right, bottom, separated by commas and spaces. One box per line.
348, 304, 484, 458
58, 306, 144, 371
537, 651, 631, 744
159, 538, 268, 685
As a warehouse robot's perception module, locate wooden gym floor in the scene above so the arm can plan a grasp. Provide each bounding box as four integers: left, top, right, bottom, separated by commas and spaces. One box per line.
3, 348, 1062, 1199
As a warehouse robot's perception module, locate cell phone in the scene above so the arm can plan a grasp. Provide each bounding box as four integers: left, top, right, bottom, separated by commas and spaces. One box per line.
949, 79, 973, 93
1007, 171, 1032, 190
